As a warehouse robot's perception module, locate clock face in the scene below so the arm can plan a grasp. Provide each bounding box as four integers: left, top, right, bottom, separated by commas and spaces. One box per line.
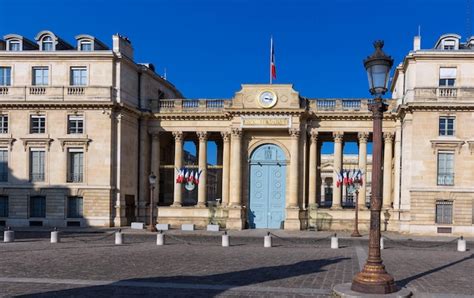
258, 91, 277, 108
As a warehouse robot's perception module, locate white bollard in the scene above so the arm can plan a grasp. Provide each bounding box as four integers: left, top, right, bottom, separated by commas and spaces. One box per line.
50, 228, 60, 243
156, 231, 165, 246
457, 236, 466, 252
222, 231, 230, 247
4, 228, 14, 243
115, 230, 123, 245
380, 237, 384, 250
331, 234, 339, 249
264, 232, 272, 248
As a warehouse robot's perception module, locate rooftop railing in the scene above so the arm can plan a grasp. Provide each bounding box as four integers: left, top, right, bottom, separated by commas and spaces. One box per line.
155, 98, 231, 112
0, 86, 115, 101
414, 87, 474, 100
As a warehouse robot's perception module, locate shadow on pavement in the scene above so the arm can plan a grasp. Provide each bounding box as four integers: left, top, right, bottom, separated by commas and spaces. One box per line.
16, 257, 349, 297
396, 253, 473, 288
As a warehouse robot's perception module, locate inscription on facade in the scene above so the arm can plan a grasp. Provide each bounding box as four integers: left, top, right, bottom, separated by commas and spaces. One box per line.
241, 117, 290, 128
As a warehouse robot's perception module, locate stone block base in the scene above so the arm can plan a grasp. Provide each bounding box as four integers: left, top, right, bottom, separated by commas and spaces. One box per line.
333, 283, 411, 298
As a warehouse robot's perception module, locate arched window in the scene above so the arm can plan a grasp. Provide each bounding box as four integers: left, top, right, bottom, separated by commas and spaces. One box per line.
8, 40, 21, 51
79, 40, 92, 51
42, 36, 54, 51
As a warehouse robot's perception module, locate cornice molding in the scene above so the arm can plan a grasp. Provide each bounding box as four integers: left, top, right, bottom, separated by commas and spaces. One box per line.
430, 138, 464, 154
57, 136, 91, 152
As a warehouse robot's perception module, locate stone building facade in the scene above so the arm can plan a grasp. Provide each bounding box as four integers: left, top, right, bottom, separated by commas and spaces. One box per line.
0, 31, 472, 236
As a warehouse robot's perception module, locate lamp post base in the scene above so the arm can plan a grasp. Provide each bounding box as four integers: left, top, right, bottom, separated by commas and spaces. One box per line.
351, 264, 398, 294
351, 231, 362, 237
334, 283, 411, 298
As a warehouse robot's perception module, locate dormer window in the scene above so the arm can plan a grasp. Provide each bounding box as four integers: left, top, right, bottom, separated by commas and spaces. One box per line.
41, 36, 54, 51
8, 40, 21, 51
79, 40, 92, 51
443, 40, 455, 50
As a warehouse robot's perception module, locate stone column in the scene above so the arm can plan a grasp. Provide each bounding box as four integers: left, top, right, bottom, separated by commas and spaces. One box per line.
383, 132, 394, 209
138, 120, 149, 220
332, 132, 343, 209
288, 128, 300, 208
392, 120, 402, 211
151, 133, 160, 208
172, 131, 183, 207
358, 132, 369, 209
221, 132, 231, 207
308, 130, 318, 208
197, 131, 208, 207
229, 128, 242, 207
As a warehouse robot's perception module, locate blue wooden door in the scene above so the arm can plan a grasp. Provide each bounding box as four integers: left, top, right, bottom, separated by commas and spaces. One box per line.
249, 144, 286, 229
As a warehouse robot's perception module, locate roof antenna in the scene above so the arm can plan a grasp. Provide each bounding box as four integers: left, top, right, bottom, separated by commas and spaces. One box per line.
163, 67, 167, 80
418, 25, 421, 37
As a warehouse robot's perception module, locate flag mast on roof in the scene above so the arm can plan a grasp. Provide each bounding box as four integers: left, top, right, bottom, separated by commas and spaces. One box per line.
270, 36, 276, 84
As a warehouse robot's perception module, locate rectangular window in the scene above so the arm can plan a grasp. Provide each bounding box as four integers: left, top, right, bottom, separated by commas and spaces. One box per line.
67, 149, 83, 183
30, 149, 45, 182
80, 42, 92, 51
0, 115, 8, 133
30, 115, 46, 133
70, 67, 87, 86
32, 67, 49, 86
436, 200, 453, 224
0, 67, 11, 86
68, 115, 84, 134
30, 196, 46, 218
439, 117, 455, 136
0, 150, 7, 182
439, 67, 456, 87
437, 152, 454, 186
67, 196, 83, 218
0, 196, 8, 217
8, 41, 21, 51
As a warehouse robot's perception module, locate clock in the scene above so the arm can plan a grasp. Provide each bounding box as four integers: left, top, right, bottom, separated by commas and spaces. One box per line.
258, 91, 278, 108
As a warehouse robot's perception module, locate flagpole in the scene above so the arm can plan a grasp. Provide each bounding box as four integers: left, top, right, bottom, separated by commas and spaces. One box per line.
270, 36, 273, 85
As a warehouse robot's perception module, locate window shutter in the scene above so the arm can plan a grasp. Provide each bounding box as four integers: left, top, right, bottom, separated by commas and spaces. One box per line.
439, 68, 457, 79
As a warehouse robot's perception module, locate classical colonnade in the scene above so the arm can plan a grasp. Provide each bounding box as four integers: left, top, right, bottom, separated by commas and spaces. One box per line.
144, 128, 395, 212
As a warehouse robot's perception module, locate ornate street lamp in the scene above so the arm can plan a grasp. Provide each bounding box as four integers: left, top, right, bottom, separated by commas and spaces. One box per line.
351, 41, 398, 294
148, 172, 157, 232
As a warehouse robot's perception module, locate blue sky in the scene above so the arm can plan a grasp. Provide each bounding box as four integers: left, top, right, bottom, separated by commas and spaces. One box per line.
1, 0, 470, 162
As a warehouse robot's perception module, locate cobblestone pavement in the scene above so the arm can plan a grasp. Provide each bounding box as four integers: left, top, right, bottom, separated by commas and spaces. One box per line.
0, 231, 472, 297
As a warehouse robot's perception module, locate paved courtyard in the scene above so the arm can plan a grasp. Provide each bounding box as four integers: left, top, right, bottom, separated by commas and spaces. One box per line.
0, 230, 472, 297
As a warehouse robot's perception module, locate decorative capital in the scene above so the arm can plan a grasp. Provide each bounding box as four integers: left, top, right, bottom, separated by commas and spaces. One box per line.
358, 132, 369, 143
172, 131, 183, 142
231, 128, 242, 138
368, 98, 388, 118
383, 132, 394, 143
333, 132, 344, 142
289, 128, 300, 138
221, 131, 231, 142
309, 130, 318, 142
197, 131, 208, 142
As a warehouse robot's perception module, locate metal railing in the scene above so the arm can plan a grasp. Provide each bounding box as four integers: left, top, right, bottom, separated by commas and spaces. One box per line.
67, 173, 84, 183
30, 173, 45, 182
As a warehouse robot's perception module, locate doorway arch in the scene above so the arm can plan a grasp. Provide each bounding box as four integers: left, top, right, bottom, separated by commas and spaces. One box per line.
248, 144, 286, 229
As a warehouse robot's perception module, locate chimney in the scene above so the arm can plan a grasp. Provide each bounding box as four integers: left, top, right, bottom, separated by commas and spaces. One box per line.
413, 35, 421, 51
112, 34, 134, 59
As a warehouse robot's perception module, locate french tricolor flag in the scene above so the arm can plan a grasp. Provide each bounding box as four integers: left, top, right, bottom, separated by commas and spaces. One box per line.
270, 36, 276, 83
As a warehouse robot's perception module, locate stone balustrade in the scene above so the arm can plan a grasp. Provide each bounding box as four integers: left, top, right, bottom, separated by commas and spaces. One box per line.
152, 98, 395, 113
0, 86, 116, 101
414, 87, 474, 100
